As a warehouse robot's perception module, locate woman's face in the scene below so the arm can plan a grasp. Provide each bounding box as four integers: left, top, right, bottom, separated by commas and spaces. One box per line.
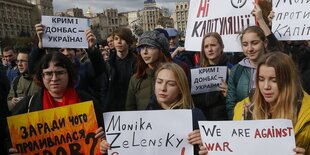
203, 36, 223, 64
241, 32, 265, 63
113, 35, 129, 53
42, 62, 69, 97
101, 50, 110, 62
258, 65, 279, 105
140, 46, 160, 69
155, 69, 180, 107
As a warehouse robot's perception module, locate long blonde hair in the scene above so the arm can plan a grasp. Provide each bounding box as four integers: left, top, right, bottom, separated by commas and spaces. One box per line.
253, 52, 303, 125
155, 63, 194, 109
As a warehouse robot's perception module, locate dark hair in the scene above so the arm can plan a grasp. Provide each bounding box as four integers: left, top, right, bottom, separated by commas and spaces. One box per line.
107, 33, 113, 39
3, 47, 15, 53
35, 52, 76, 88
17, 48, 30, 55
99, 39, 108, 47
113, 27, 134, 45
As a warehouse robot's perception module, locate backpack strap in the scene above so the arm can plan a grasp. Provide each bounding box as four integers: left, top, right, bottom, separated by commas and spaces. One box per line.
12, 75, 21, 97
27, 95, 34, 113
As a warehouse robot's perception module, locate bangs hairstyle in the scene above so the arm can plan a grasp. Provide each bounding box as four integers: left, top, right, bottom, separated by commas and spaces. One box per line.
200, 32, 224, 67
253, 52, 303, 125
113, 27, 134, 45
155, 63, 194, 109
35, 52, 77, 88
135, 46, 172, 79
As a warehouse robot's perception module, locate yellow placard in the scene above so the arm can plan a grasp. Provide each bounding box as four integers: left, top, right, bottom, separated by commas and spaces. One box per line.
7, 101, 101, 155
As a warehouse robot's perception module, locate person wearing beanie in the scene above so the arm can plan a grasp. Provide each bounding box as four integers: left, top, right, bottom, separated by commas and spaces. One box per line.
126, 30, 172, 110
106, 27, 137, 112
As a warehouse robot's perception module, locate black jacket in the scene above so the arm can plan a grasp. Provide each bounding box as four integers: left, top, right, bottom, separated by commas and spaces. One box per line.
0, 71, 10, 154
192, 54, 232, 121
106, 51, 136, 112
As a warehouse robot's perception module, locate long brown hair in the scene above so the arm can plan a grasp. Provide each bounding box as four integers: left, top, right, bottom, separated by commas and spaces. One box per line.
200, 32, 224, 67
253, 52, 303, 125
135, 49, 171, 79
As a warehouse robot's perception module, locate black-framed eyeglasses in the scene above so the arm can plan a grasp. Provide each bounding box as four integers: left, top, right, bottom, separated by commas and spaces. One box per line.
42, 70, 67, 80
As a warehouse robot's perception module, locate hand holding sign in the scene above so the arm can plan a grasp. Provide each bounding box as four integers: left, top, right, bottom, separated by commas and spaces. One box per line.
198, 145, 208, 155
41, 16, 89, 48
187, 130, 202, 145
99, 139, 110, 154
85, 29, 96, 49
35, 23, 45, 48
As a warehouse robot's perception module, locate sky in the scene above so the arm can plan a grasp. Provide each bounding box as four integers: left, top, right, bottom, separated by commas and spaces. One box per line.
53, 0, 186, 15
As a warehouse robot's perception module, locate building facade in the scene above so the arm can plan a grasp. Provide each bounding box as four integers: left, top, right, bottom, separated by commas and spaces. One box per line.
66, 8, 83, 17
55, 7, 84, 18
0, 0, 38, 38
172, 1, 189, 37
104, 8, 119, 34
90, 13, 109, 41
26, 0, 53, 16
140, 0, 163, 31
90, 8, 130, 40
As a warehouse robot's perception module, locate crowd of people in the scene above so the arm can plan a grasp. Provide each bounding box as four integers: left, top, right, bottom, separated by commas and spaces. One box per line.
0, 3, 309, 155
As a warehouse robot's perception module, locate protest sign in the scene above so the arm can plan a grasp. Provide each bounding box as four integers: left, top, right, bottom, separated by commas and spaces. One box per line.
103, 110, 193, 155
185, 0, 256, 52
7, 101, 100, 155
42, 16, 88, 48
272, 0, 310, 40
199, 119, 295, 155
191, 66, 227, 94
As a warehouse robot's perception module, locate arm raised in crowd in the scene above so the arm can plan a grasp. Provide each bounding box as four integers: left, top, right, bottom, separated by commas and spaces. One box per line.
252, 3, 282, 52
85, 29, 108, 76
252, 3, 271, 36
28, 24, 47, 75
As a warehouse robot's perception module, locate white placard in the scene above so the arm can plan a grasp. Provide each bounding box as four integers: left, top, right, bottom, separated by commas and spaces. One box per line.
103, 110, 193, 155
272, 0, 310, 40
191, 66, 227, 94
42, 16, 88, 48
185, 0, 256, 52
199, 119, 296, 155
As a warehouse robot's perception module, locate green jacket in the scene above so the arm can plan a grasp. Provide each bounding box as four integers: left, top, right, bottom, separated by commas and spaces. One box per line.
227, 60, 256, 119
125, 70, 154, 110
7, 75, 40, 111
234, 92, 310, 154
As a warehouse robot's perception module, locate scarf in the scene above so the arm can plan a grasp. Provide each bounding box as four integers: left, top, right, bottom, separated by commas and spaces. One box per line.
43, 87, 80, 109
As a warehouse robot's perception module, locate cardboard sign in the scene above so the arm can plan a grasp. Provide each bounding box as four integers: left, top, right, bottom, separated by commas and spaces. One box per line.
199, 119, 295, 155
42, 16, 88, 48
272, 0, 310, 40
103, 110, 193, 155
185, 0, 256, 52
191, 66, 227, 94
7, 101, 100, 155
